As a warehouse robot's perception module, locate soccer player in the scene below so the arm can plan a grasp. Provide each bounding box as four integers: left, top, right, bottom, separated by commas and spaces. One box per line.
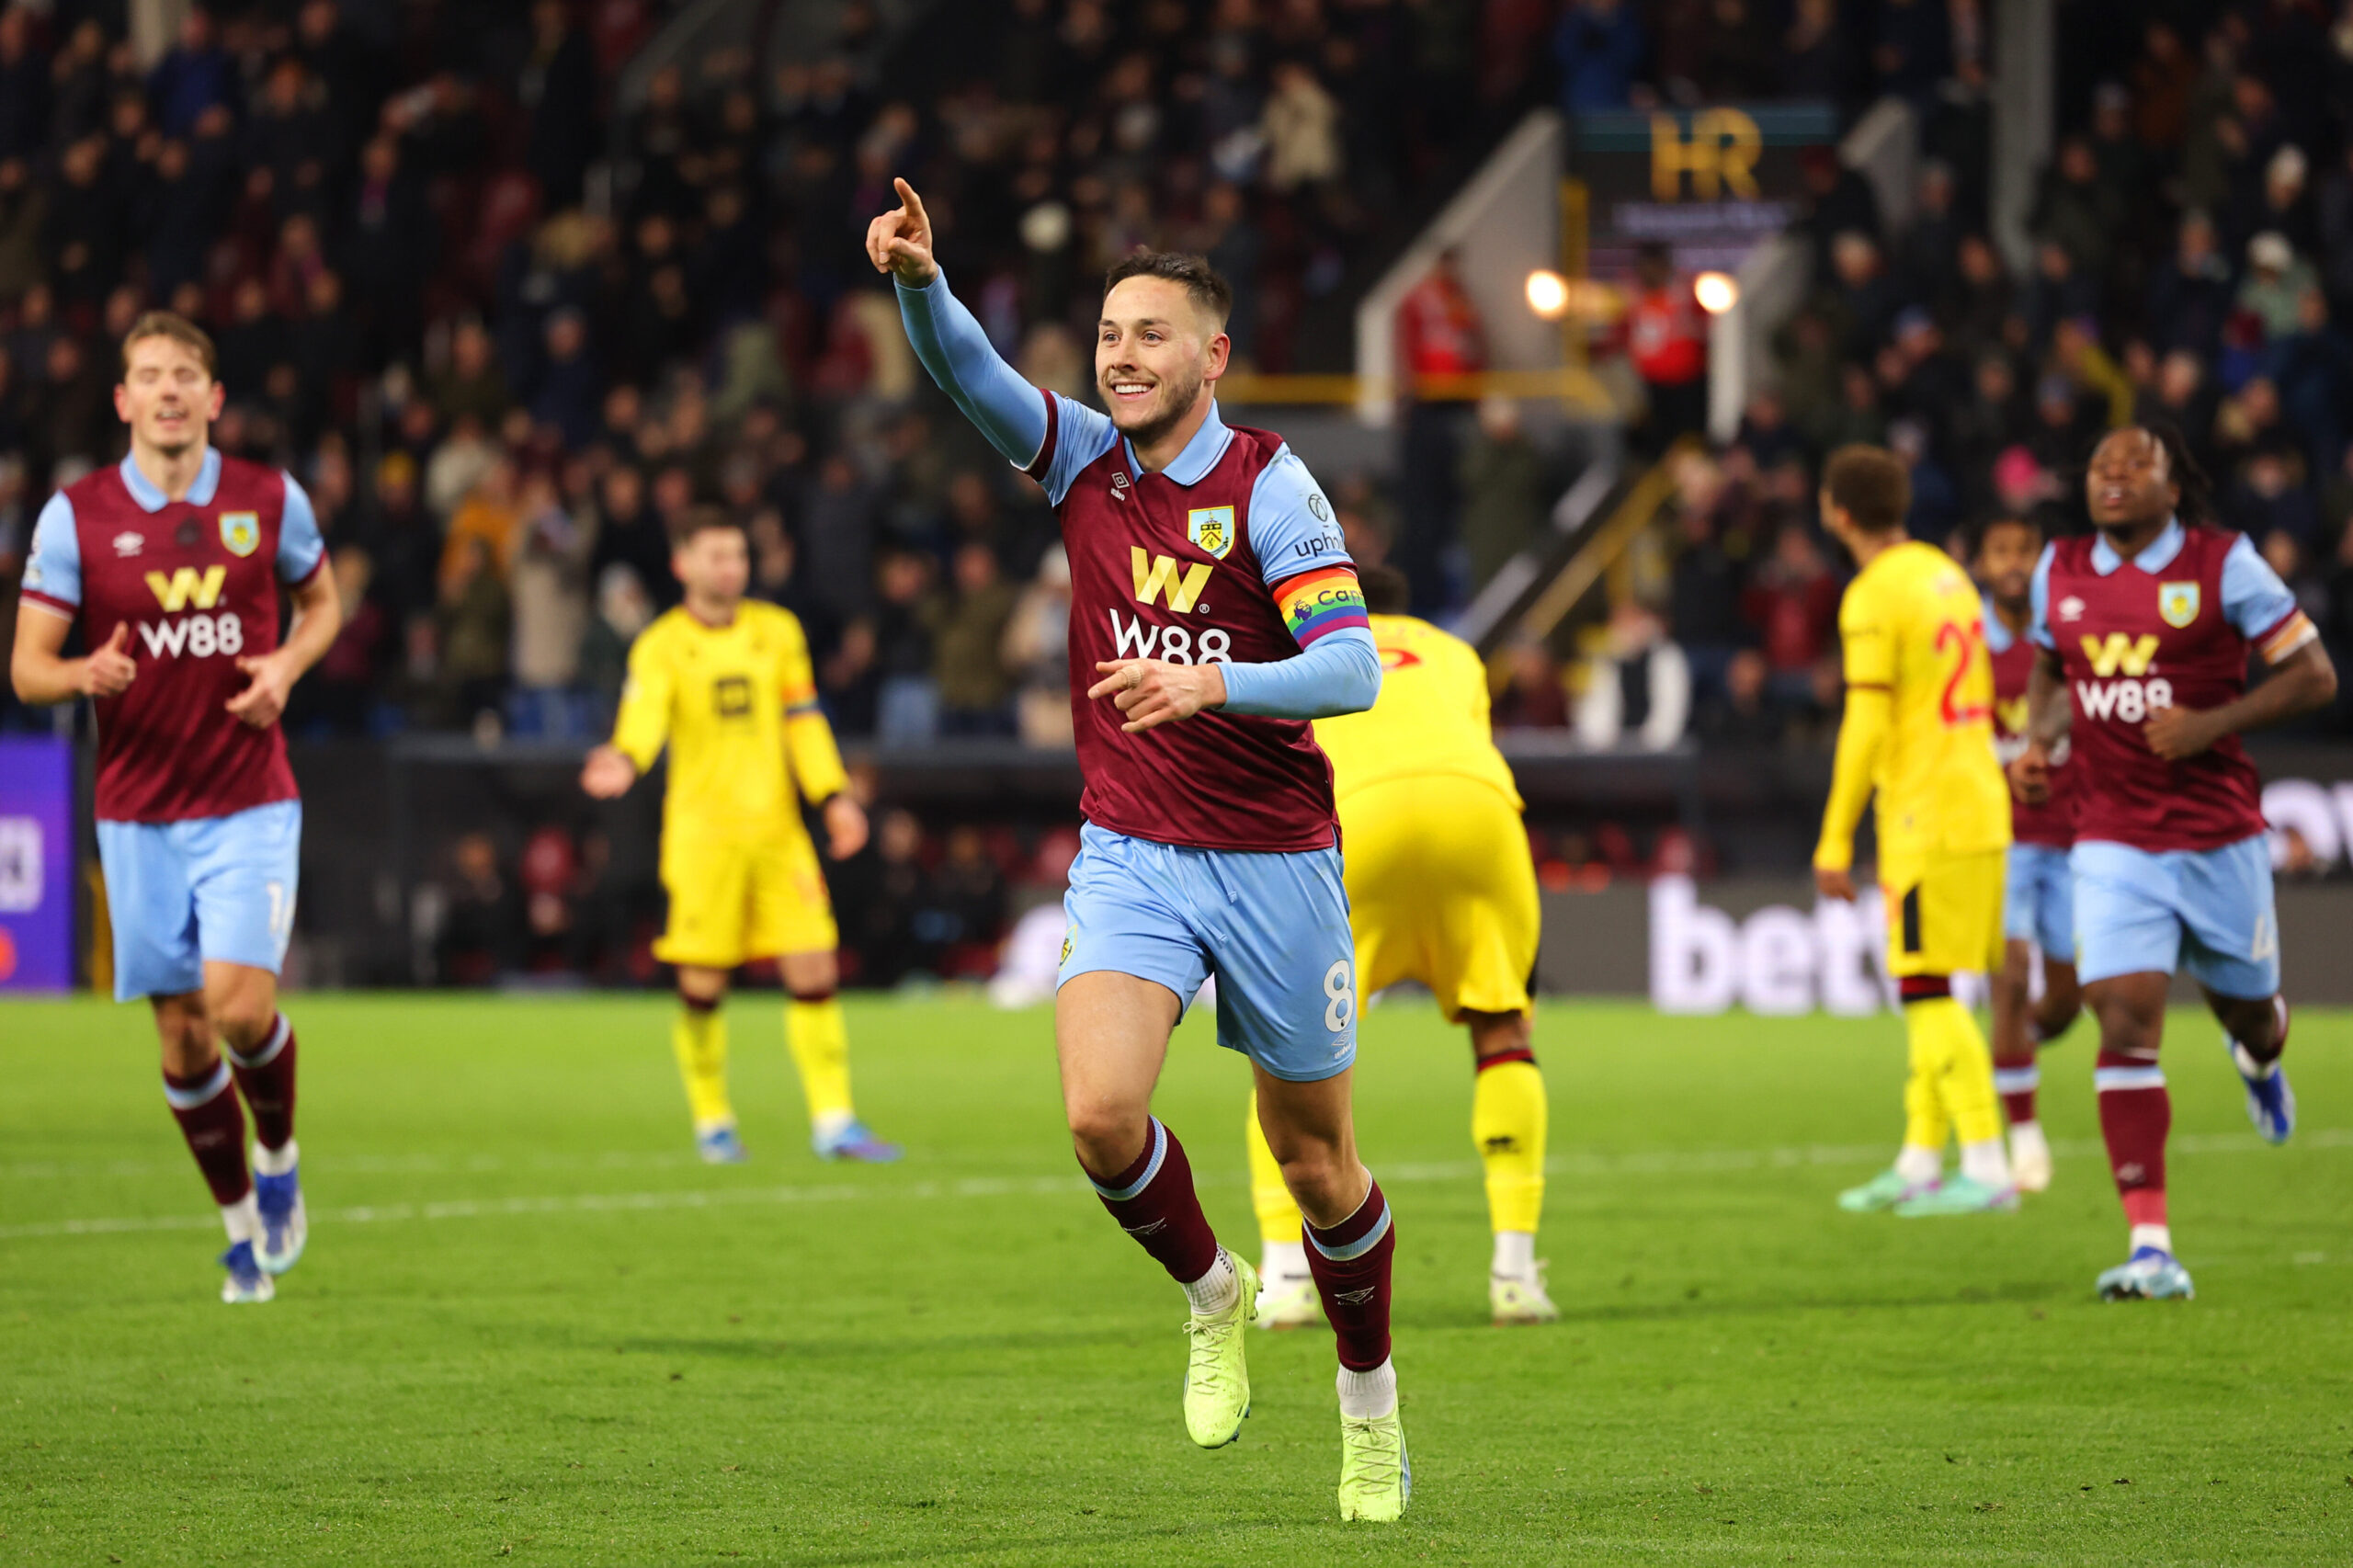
1245, 563, 1554, 1329
1812, 445, 2018, 1218
2012, 425, 2334, 1300
10, 312, 339, 1303
870, 179, 1407, 1521
580, 508, 898, 1165
1977, 513, 2080, 1193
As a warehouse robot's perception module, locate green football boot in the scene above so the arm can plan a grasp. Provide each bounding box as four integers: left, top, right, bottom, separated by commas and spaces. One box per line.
1181, 1254, 1257, 1448
1336, 1407, 1410, 1522
1836, 1167, 1933, 1212
1893, 1174, 2019, 1215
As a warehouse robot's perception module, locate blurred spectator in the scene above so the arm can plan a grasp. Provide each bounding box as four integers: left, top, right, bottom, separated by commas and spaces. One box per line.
870, 548, 940, 744
1573, 603, 1690, 752
431, 320, 513, 428
436, 833, 524, 985
580, 563, 655, 706
438, 535, 513, 724
1553, 0, 1645, 113
1741, 522, 1840, 712
2240, 231, 2320, 341
1625, 244, 1709, 453
1459, 396, 1547, 593
932, 542, 1020, 736
1003, 545, 1074, 746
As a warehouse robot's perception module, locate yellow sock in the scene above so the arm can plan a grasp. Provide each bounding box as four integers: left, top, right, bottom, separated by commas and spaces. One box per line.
1912, 994, 2003, 1147
1901, 1000, 1953, 1153
672, 1004, 732, 1130
1245, 1088, 1303, 1244
786, 996, 855, 1130
1473, 1058, 1548, 1235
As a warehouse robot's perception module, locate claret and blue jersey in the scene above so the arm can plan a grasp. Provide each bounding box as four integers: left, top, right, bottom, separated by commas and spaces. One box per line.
898, 267, 1378, 1080
21, 448, 323, 999
2028, 517, 2314, 992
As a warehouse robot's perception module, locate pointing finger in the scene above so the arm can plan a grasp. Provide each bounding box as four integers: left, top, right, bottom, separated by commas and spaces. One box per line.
893, 177, 926, 226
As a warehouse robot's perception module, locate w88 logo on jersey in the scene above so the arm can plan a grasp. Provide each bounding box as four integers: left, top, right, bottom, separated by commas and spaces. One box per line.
139, 611, 244, 659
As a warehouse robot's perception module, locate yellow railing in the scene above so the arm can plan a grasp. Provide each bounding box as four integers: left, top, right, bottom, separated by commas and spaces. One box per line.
1483, 439, 1694, 689
1216, 366, 1620, 415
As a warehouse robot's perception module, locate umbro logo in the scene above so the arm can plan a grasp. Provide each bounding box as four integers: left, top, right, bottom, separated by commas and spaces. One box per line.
1333, 1287, 1377, 1306
2058, 596, 2086, 622
1123, 1219, 1168, 1238
1110, 472, 1131, 501
112, 531, 143, 557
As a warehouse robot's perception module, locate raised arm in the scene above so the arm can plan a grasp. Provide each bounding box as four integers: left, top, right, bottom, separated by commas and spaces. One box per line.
870, 176, 1049, 471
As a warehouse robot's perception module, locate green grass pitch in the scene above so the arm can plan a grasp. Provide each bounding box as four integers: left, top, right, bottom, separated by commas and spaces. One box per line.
4, 994, 2348, 1566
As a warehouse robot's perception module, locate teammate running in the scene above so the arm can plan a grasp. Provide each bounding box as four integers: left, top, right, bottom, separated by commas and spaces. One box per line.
1977, 513, 2080, 1192
870, 179, 1406, 1521
1246, 564, 1554, 1330
581, 507, 898, 1165
11, 312, 338, 1303
2013, 425, 2334, 1301
1812, 446, 2018, 1218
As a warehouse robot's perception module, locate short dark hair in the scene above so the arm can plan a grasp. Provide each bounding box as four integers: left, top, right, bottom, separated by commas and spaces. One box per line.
120, 311, 217, 378
1102, 250, 1233, 330
1357, 562, 1410, 615
671, 505, 743, 548
1821, 444, 1911, 534
1970, 512, 2041, 559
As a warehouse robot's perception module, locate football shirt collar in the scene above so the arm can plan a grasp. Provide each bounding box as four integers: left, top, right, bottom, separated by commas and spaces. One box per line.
119, 447, 223, 513
1122, 401, 1233, 489
2090, 516, 2183, 576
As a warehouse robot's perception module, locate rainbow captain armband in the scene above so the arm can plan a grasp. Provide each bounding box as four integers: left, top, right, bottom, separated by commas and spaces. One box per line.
1274, 565, 1370, 648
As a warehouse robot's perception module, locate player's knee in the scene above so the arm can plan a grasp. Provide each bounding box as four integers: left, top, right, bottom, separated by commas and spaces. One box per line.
1065, 1105, 1148, 1176
1273, 1141, 1348, 1211
1465, 1009, 1530, 1062
2219, 995, 2282, 1053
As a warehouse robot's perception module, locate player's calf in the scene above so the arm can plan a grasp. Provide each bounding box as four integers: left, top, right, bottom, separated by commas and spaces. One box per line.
2215, 993, 2294, 1144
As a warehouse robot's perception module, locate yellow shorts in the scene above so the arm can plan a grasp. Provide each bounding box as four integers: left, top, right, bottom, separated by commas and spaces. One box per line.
655, 828, 836, 969
1340, 774, 1539, 1020
1881, 846, 2006, 979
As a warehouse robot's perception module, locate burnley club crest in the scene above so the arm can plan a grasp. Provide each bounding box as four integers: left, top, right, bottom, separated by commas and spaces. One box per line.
219, 512, 261, 558
2157, 581, 2200, 629
1187, 506, 1234, 560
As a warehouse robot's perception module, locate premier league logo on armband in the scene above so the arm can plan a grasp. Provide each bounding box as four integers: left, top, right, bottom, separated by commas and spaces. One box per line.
219, 512, 260, 558
2158, 581, 2200, 629
1187, 506, 1235, 560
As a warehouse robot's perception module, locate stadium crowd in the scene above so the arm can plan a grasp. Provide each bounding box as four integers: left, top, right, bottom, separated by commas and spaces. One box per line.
6, 1, 2353, 980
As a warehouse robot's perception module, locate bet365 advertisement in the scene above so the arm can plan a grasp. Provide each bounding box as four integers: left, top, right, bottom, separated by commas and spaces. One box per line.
0, 735, 74, 992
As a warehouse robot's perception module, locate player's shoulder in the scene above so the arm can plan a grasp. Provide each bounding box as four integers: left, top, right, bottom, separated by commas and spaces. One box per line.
634, 606, 694, 652
58, 460, 126, 508
213, 450, 291, 500
741, 598, 805, 640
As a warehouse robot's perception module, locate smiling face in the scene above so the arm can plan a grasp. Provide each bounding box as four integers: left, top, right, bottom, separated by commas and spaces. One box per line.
2086, 428, 2178, 533
1096, 275, 1228, 448
114, 332, 223, 459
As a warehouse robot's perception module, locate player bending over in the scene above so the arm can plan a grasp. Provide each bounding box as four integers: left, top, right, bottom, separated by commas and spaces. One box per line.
581, 508, 899, 1165
1813, 446, 2018, 1217
2013, 425, 2333, 1301
1246, 563, 1554, 1329
11, 312, 339, 1302
1977, 512, 2082, 1192
871, 180, 1408, 1521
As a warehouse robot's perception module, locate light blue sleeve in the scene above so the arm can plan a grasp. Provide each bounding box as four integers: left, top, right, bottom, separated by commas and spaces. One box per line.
277, 472, 325, 583
1034, 392, 1119, 507
20, 492, 82, 609
2028, 541, 2055, 651
1219, 626, 1382, 720
1245, 447, 1350, 585
2219, 533, 2301, 641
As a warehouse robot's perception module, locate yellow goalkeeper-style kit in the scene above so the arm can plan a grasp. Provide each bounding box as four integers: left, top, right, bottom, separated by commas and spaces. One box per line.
611, 600, 849, 968
1250, 612, 1549, 1294
1816, 539, 2012, 1179
1815, 540, 2011, 977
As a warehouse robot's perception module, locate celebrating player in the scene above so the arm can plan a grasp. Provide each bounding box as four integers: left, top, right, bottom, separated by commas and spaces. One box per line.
1813, 446, 2018, 1218
2013, 425, 2335, 1301
581, 508, 897, 1165
11, 312, 339, 1303
1977, 513, 2081, 1193
871, 179, 1406, 1521
1245, 563, 1554, 1330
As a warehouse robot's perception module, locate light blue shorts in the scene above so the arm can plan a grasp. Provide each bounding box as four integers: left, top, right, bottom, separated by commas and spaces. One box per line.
1060, 822, 1358, 1083
97, 800, 301, 1002
2070, 835, 2277, 998
2003, 841, 2075, 961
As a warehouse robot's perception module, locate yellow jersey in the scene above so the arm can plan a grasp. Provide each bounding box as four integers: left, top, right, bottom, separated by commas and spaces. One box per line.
1312, 613, 1522, 810
611, 600, 848, 843
1817, 540, 2010, 870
